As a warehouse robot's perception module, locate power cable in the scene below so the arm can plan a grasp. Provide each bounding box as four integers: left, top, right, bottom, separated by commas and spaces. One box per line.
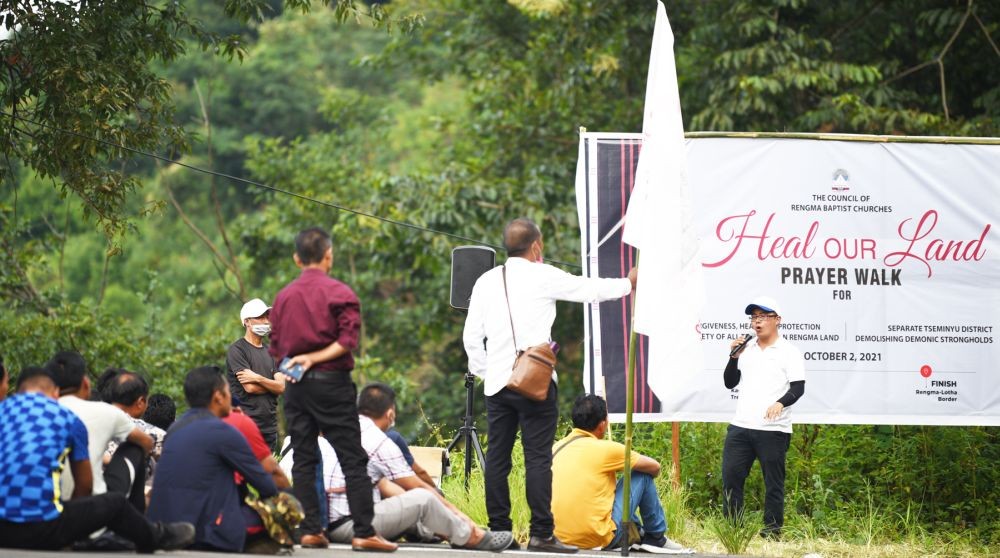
1, 110, 583, 270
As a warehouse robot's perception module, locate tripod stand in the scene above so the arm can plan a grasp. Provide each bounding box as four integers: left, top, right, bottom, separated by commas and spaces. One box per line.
446, 372, 487, 489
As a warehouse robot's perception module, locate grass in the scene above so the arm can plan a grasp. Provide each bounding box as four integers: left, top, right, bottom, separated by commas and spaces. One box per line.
706, 507, 761, 555
440, 447, 999, 557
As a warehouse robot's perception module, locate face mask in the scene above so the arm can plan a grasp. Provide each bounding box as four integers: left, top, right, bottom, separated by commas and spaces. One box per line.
251, 324, 271, 336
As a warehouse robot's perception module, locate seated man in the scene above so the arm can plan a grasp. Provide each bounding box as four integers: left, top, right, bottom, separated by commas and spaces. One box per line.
280, 383, 512, 551
45, 351, 154, 501
148, 366, 294, 553
0, 367, 194, 551
100, 368, 166, 512
552, 394, 691, 554
142, 393, 177, 430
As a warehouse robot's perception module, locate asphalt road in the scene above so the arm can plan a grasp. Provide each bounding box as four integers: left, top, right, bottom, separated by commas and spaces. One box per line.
1, 543, 733, 557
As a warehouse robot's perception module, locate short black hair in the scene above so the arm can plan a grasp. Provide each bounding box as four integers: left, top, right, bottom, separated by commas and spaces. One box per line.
45, 350, 88, 391
16, 366, 56, 393
503, 218, 541, 257
95, 367, 124, 401
143, 393, 177, 430
183, 366, 227, 408
103, 370, 149, 406
357, 382, 396, 418
295, 227, 332, 265
571, 394, 608, 431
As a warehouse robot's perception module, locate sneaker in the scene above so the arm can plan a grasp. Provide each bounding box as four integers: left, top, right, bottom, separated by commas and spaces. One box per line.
631, 536, 693, 554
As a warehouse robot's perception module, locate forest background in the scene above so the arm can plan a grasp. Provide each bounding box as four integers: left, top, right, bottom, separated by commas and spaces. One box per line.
2, 0, 998, 552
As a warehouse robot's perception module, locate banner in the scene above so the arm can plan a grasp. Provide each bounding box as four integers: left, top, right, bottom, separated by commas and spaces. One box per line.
577, 133, 1000, 426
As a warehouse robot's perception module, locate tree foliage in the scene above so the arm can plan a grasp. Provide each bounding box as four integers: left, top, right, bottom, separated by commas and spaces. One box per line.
1, 0, 998, 543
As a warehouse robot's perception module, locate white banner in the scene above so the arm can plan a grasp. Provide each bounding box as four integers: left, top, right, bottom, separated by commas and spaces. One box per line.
577, 133, 1000, 426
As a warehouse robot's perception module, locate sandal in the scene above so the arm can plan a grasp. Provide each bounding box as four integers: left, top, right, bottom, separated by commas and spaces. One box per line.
473, 530, 514, 552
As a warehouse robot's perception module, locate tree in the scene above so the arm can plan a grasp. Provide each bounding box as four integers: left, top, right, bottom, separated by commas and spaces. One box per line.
0, 0, 416, 251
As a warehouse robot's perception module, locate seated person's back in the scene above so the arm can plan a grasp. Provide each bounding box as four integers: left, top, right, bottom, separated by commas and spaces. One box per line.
148, 366, 278, 553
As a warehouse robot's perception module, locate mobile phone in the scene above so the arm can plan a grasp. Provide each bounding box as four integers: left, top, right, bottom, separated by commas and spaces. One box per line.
279, 357, 305, 381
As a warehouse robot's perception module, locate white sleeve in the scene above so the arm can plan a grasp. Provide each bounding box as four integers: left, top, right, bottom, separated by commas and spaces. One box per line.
111, 406, 136, 442
463, 280, 488, 378
785, 346, 806, 383
541, 265, 632, 303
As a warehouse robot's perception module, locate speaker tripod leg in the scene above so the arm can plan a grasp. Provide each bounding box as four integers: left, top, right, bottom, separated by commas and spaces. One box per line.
447, 374, 487, 489
469, 427, 486, 472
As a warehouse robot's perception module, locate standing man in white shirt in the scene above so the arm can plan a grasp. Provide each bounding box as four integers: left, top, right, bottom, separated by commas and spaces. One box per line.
463, 218, 636, 553
723, 296, 806, 540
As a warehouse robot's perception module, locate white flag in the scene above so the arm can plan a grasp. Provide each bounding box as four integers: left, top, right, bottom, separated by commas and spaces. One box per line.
622, 1, 705, 404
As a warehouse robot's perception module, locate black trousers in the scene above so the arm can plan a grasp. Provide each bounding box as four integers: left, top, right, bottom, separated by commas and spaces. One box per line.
284, 371, 375, 537
0, 492, 156, 551
485, 381, 558, 539
721, 424, 791, 533
104, 441, 148, 512
260, 428, 279, 453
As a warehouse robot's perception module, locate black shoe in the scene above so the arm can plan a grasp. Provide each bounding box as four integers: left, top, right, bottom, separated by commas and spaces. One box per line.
527, 535, 578, 554
155, 521, 196, 550
72, 531, 136, 551
245, 534, 290, 555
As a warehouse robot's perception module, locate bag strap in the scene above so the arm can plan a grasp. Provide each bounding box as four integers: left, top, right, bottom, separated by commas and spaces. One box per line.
552, 434, 588, 458
278, 439, 294, 461
501, 265, 520, 356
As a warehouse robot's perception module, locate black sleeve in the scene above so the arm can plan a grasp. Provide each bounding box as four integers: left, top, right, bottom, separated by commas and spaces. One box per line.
227, 342, 252, 374
724, 358, 741, 389
777, 380, 805, 407
225, 343, 250, 397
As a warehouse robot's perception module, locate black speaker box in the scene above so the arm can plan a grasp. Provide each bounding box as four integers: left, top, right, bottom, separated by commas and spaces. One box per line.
450, 246, 497, 309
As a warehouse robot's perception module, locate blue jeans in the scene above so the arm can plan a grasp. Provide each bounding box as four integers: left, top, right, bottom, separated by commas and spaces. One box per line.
607, 472, 667, 549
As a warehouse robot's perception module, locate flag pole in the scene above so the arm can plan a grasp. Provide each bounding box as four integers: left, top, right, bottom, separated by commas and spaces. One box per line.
621, 252, 639, 557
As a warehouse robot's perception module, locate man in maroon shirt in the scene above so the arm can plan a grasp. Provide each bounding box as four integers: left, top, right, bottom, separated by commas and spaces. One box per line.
268, 227, 396, 553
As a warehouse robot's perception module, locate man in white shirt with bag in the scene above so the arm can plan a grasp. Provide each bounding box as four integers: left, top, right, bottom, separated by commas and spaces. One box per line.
463, 218, 636, 553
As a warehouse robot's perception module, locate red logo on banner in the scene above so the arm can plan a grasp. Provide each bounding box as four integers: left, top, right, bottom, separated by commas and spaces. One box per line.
920, 365, 933, 378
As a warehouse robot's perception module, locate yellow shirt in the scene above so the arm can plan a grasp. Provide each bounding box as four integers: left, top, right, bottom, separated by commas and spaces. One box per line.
551, 428, 639, 549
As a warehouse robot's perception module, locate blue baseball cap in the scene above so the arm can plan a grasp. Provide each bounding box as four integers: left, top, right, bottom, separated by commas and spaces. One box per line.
745, 296, 782, 316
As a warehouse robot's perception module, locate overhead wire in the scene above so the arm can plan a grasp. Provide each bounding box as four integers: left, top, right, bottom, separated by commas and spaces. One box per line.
1, 110, 583, 270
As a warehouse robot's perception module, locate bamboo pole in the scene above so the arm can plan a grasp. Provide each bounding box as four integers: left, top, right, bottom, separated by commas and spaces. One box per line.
584, 130, 1000, 145
684, 131, 1000, 145
621, 253, 639, 557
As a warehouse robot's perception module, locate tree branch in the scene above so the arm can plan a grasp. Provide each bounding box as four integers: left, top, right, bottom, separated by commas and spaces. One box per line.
162, 172, 240, 281
973, 12, 1000, 59
882, 0, 973, 118
194, 78, 245, 300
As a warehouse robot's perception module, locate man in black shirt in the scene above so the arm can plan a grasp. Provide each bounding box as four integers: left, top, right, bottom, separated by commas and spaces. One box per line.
227, 298, 285, 450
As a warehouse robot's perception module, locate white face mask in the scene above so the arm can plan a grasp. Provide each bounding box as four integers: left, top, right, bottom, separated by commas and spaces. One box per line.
250, 324, 271, 336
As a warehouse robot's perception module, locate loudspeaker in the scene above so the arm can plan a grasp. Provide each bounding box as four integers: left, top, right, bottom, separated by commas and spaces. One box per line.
450, 246, 497, 309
